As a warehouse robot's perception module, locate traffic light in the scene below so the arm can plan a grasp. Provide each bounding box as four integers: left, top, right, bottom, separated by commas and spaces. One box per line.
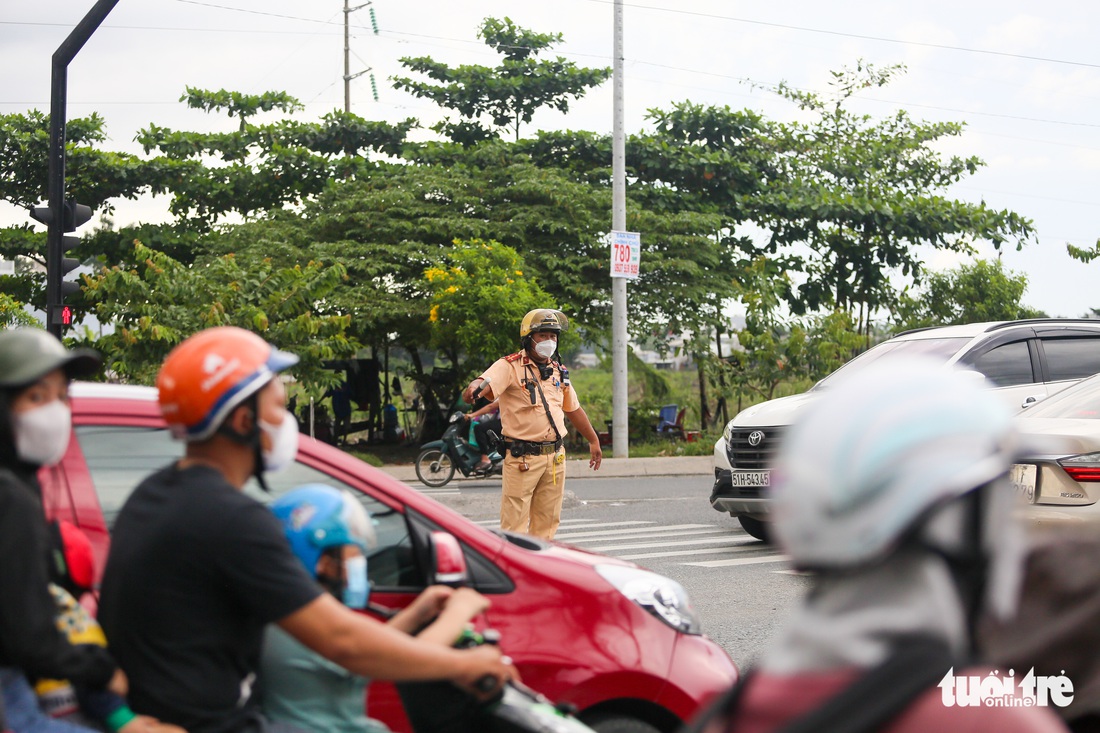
29, 199, 92, 334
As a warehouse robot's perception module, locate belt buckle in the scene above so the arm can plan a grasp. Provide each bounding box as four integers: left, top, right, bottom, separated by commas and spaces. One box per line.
542, 442, 556, 455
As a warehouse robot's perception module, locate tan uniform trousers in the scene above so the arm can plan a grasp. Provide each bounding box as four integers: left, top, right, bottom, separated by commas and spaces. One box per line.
500, 449, 567, 540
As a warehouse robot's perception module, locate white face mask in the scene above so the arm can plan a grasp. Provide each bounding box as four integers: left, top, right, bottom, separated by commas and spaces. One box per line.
259, 412, 299, 473
14, 400, 72, 467
533, 340, 557, 360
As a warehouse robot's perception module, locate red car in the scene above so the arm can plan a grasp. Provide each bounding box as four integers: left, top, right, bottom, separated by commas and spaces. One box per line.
41, 382, 738, 733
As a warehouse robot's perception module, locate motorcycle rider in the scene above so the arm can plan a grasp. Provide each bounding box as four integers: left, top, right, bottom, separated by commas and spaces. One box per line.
99, 326, 515, 733
0, 328, 177, 733
466, 399, 501, 473
692, 358, 1067, 732
463, 309, 601, 540
262, 484, 492, 733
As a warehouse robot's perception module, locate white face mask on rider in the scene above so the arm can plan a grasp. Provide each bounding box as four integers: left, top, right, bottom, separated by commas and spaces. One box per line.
260, 412, 299, 473
14, 400, 72, 467
533, 340, 557, 360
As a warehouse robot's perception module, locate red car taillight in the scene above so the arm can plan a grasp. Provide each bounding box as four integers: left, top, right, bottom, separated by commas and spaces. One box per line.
1062, 465, 1100, 482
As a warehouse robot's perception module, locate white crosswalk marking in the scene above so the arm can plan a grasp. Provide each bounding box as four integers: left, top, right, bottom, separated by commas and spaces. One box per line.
554, 524, 715, 540
585, 535, 762, 553
618, 544, 759, 561
552, 520, 787, 569
684, 555, 791, 568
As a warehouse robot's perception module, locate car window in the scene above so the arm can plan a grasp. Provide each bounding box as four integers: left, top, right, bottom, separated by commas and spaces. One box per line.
816, 337, 970, 388
74, 425, 422, 590
964, 341, 1034, 387
74, 425, 181, 528
244, 465, 422, 590
1041, 338, 1100, 382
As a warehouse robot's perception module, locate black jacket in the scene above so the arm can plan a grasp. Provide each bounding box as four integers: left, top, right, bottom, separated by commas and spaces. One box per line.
0, 462, 116, 688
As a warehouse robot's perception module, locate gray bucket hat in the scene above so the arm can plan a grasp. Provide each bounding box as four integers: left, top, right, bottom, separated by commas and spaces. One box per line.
0, 328, 101, 389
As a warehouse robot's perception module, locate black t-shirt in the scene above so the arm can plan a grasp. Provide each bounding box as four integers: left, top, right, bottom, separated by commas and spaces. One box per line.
98, 464, 322, 733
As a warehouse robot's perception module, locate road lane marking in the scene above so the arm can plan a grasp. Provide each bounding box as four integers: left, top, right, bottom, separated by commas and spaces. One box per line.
618, 545, 766, 560
684, 555, 791, 568
554, 524, 715, 540
583, 536, 763, 552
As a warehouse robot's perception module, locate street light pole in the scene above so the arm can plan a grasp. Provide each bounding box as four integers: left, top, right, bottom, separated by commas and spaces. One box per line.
611, 0, 628, 457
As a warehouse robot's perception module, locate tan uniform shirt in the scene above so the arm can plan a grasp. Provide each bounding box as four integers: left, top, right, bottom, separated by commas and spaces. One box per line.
481, 352, 579, 442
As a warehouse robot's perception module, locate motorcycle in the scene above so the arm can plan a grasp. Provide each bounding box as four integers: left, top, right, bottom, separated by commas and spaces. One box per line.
415, 411, 504, 488
393, 532, 598, 733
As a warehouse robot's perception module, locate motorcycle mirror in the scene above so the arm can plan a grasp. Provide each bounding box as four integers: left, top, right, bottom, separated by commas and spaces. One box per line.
450, 412, 464, 423
429, 531, 469, 587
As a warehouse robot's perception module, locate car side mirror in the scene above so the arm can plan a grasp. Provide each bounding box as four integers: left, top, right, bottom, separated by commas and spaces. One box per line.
428, 531, 468, 587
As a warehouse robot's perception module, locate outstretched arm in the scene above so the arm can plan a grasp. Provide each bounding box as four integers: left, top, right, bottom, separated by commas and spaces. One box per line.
416, 588, 491, 647
278, 593, 514, 692
565, 407, 602, 470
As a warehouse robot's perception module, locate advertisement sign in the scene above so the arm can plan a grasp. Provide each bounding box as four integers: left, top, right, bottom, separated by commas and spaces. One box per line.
609, 230, 640, 279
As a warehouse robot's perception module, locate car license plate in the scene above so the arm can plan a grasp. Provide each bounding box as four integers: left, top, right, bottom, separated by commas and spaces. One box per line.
730, 470, 770, 487
1010, 463, 1037, 504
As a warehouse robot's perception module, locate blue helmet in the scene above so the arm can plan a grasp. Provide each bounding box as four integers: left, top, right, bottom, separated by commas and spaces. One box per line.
271, 484, 377, 575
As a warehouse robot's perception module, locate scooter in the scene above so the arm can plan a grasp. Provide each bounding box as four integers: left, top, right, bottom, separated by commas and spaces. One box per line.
393, 533, 598, 733
415, 411, 504, 488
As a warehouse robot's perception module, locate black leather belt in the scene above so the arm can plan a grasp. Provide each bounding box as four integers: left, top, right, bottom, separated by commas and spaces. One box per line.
504, 438, 563, 456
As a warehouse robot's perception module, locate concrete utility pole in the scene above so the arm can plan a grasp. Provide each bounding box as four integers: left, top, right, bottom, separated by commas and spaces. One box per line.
343, 0, 377, 112
611, 0, 629, 457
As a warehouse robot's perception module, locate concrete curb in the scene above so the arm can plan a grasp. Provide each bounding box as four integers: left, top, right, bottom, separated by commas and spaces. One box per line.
377, 455, 714, 483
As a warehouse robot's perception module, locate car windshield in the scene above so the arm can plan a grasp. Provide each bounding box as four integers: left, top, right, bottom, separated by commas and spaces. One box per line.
1020, 374, 1100, 420
814, 337, 970, 389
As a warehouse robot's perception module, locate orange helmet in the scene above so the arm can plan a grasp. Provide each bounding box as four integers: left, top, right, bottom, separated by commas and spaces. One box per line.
157, 327, 298, 442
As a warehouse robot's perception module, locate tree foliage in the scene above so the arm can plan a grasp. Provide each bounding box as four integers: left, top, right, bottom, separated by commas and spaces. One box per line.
891, 258, 1045, 330
392, 17, 611, 142
80, 241, 355, 390
0, 23, 1043, 418
422, 239, 553, 377
757, 63, 1034, 331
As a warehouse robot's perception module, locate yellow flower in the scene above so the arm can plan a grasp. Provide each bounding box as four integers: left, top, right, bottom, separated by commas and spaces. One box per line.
515, 270, 523, 276
429, 304, 440, 322
445, 285, 458, 294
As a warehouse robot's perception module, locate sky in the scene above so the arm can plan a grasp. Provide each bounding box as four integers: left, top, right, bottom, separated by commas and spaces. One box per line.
3, 0, 1099, 319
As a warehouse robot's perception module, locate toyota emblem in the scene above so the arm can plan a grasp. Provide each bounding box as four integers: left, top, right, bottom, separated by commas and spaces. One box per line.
747, 430, 765, 447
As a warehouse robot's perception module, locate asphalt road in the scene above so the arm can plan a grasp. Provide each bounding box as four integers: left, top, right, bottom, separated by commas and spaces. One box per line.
419, 472, 811, 671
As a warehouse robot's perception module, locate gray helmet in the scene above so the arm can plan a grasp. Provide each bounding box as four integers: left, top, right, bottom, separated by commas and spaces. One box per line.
0, 328, 101, 389
772, 357, 1021, 571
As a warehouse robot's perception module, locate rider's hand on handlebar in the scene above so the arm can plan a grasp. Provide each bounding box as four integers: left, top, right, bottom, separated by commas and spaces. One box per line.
454, 645, 519, 700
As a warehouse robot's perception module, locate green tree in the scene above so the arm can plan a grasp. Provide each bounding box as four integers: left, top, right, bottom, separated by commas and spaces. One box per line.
759, 63, 1034, 333
891, 258, 1046, 330
135, 89, 416, 228
422, 238, 552, 379
392, 17, 611, 142
80, 241, 356, 390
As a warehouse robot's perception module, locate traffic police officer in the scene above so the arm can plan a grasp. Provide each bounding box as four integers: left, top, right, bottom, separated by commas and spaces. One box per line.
463, 309, 602, 540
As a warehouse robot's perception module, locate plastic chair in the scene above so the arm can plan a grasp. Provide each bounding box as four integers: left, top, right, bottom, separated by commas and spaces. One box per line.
656, 404, 679, 434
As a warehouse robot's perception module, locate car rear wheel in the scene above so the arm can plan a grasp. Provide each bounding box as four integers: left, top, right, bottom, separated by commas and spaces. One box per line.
738, 515, 771, 542
415, 449, 455, 487
587, 714, 662, 733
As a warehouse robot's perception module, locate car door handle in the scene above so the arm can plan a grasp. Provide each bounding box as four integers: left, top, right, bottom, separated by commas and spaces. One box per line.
1021, 394, 1045, 409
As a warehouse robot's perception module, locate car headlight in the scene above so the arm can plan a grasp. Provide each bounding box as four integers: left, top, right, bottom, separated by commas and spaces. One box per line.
722, 419, 735, 442
595, 564, 702, 634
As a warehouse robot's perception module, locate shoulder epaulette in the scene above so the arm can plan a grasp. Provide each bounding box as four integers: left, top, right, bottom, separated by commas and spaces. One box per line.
505, 352, 523, 363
